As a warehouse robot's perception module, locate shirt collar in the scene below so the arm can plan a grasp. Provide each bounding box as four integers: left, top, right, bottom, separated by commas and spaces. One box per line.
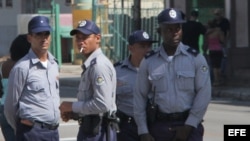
83, 48, 102, 68
28, 49, 57, 65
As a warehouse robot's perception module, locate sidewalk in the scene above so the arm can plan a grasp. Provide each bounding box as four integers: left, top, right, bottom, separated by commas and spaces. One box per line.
59, 64, 250, 102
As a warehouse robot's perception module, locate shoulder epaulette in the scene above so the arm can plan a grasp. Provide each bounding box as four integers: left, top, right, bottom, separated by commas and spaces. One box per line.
145, 50, 157, 59
90, 58, 97, 66
54, 58, 59, 64
114, 61, 122, 67
187, 47, 199, 57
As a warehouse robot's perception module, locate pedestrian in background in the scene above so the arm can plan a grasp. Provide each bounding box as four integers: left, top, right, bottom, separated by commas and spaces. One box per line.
0, 34, 30, 141
4, 16, 60, 141
134, 8, 211, 141
213, 8, 230, 84
115, 30, 157, 141
59, 20, 118, 141
182, 9, 207, 53
204, 20, 225, 86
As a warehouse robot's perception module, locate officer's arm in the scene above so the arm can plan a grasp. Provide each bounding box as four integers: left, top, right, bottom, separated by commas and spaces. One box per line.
4, 67, 27, 131
134, 58, 151, 135
185, 54, 212, 128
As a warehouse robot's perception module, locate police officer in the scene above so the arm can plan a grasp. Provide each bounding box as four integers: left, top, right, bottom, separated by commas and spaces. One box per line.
4, 16, 60, 141
59, 20, 117, 141
134, 8, 211, 141
115, 30, 157, 141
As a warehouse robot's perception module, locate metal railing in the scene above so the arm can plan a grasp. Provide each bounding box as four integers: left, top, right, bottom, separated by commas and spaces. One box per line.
94, 6, 163, 62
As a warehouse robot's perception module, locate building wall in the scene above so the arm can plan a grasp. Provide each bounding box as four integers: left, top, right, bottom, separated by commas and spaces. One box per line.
0, 0, 71, 57
0, 1, 22, 57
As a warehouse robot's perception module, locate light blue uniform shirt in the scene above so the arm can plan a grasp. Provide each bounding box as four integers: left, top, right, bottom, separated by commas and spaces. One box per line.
72, 48, 117, 116
134, 43, 211, 134
4, 49, 60, 130
115, 57, 137, 117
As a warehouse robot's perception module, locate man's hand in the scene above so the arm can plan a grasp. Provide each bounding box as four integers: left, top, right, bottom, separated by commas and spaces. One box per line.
59, 101, 73, 122
170, 125, 194, 141
61, 112, 73, 122
140, 133, 155, 141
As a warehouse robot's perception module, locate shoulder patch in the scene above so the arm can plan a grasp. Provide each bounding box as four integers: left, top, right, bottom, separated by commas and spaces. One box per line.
145, 50, 157, 59
187, 47, 198, 57
90, 58, 97, 66
114, 61, 122, 67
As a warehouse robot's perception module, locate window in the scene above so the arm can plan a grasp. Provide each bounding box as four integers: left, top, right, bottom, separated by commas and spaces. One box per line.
6, 0, 12, 7
0, 0, 2, 7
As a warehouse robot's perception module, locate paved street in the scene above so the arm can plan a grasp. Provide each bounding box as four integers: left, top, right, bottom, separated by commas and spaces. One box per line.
1, 87, 250, 141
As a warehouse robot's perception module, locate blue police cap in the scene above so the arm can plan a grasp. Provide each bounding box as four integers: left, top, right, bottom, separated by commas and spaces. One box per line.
158, 8, 186, 24
128, 30, 157, 45
28, 16, 52, 33
70, 20, 100, 36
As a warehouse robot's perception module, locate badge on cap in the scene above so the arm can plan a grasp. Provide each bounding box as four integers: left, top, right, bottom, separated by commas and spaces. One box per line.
169, 9, 177, 18
142, 32, 149, 39
78, 20, 87, 27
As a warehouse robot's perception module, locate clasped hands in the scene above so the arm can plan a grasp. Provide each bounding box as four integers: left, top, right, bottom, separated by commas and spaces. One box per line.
59, 101, 76, 122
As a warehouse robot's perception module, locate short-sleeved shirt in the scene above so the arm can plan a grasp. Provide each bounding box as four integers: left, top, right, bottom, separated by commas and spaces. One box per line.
72, 48, 117, 116
115, 57, 137, 117
134, 43, 211, 134
4, 49, 60, 130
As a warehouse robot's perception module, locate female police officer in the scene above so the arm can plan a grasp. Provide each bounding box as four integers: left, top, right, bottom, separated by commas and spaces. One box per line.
134, 8, 211, 141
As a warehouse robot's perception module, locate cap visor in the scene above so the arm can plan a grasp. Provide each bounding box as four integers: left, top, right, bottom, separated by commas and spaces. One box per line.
31, 27, 51, 33
160, 20, 186, 24
70, 28, 94, 36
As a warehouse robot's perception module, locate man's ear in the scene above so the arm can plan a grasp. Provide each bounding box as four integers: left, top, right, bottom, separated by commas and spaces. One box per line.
95, 34, 101, 44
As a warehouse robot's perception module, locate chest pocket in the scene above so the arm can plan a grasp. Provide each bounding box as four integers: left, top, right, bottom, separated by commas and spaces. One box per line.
116, 84, 133, 95
149, 73, 166, 93
26, 81, 47, 101
79, 76, 91, 92
176, 71, 195, 91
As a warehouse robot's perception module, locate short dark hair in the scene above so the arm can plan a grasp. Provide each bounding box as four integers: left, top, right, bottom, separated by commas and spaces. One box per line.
9, 34, 31, 61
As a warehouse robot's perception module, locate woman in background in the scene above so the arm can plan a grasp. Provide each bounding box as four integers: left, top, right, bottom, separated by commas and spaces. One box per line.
0, 34, 30, 141
204, 20, 225, 86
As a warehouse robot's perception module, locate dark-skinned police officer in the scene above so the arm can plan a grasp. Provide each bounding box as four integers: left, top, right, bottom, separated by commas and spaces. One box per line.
134, 8, 211, 141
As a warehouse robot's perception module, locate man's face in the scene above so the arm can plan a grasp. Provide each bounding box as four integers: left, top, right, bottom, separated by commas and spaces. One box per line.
75, 32, 101, 57
159, 23, 182, 48
28, 31, 51, 53
129, 42, 152, 60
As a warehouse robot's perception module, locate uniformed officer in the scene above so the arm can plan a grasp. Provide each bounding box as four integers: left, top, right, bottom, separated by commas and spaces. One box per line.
134, 8, 211, 141
59, 20, 118, 141
4, 16, 60, 141
115, 30, 157, 141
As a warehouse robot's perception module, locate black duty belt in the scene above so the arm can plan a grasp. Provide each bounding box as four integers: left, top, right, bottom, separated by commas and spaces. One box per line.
33, 121, 59, 130
20, 119, 59, 130
116, 110, 135, 124
157, 110, 189, 122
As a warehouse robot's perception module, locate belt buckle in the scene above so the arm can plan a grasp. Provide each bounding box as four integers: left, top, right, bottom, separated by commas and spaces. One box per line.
171, 113, 180, 118
49, 124, 59, 130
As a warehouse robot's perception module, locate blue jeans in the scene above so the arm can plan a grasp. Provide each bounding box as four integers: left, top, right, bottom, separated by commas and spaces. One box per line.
0, 105, 15, 141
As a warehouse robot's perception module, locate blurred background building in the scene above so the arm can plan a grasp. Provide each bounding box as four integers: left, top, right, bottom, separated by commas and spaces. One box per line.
0, 0, 249, 85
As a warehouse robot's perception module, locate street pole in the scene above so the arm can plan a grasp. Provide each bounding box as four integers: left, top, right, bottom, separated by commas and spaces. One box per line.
133, 0, 141, 30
